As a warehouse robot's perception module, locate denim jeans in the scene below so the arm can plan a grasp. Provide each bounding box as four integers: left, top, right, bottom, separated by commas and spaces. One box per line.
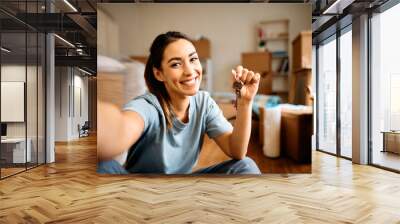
97, 157, 261, 174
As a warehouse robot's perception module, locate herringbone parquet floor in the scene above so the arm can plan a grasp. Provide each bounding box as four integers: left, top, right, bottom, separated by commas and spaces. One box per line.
1, 135, 400, 223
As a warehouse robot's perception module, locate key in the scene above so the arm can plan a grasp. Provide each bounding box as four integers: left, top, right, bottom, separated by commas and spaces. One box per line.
233, 79, 243, 108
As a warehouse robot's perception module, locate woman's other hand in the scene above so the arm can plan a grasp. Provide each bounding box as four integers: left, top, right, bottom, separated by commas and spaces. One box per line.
98, 100, 144, 161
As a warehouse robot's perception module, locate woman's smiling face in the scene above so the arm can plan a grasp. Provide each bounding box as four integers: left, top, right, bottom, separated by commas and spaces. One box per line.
153, 38, 202, 98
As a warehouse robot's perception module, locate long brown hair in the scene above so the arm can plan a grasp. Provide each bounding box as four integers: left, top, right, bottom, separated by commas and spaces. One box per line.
144, 31, 193, 129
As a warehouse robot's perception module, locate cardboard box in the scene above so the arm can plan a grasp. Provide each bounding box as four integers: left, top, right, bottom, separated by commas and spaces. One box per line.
258, 73, 273, 95
292, 69, 313, 106
192, 39, 211, 59
292, 31, 312, 72
130, 56, 148, 64
241, 52, 272, 75
280, 107, 312, 163
97, 72, 125, 108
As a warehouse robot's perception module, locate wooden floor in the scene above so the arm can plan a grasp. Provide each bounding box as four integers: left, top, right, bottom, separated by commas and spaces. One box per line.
0, 167, 26, 178
1, 163, 44, 178
1, 135, 400, 223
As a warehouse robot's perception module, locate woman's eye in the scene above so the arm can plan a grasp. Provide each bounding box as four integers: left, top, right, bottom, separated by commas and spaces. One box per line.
171, 63, 181, 68
190, 57, 199, 62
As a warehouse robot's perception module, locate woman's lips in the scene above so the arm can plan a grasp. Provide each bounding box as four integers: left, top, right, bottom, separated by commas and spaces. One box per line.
180, 76, 199, 86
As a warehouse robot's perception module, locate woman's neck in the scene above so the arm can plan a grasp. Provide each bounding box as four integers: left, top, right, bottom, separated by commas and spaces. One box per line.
169, 93, 190, 123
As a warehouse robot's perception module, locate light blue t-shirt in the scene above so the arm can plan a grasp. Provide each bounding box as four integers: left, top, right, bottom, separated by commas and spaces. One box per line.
122, 91, 233, 174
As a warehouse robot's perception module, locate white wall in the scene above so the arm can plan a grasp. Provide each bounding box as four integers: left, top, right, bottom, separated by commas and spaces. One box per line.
54, 67, 89, 141
1, 65, 26, 81
72, 74, 89, 138
100, 3, 311, 92
97, 7, 120, 58
1, 65, 36, 138
79, 75, 89, 124
55, 67, 70, 141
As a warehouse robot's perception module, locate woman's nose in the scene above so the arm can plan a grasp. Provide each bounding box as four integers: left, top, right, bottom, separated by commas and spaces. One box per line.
183, 61, 196, 75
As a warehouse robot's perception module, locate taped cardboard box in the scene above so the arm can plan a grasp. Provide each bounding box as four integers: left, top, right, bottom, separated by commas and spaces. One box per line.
193, 39, 211, 59
241, 52, 272, 74
280, 106, 312, 163
292, 31, 312, 72
97, 55, 126, 108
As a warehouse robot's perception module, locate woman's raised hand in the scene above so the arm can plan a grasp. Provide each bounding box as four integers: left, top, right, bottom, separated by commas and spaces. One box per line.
231, 65, 260, 103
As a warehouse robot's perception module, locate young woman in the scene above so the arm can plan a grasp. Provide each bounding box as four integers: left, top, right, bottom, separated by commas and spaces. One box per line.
98, 31, 261, 174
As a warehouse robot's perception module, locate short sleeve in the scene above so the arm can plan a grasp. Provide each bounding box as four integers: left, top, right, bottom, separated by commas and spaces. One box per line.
123, 98, 157, 131
205, 95, 233, 138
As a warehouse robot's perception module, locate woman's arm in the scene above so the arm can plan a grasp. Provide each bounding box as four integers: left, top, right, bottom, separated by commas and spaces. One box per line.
97, 101, 144, 161
214, 66, 260, 160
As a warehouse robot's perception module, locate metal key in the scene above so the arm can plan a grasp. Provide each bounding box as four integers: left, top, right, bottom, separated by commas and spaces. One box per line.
233, 79, 243, 108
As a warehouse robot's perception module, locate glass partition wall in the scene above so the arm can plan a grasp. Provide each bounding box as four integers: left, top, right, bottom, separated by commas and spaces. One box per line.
0, 30, 27, 177
0, 3, 46, 179
316, 25, 353, 159
317, 35, 337, 155
370, 2, 400, 171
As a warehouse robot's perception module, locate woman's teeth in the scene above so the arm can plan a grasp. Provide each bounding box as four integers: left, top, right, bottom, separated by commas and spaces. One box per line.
181, 77, 197, 86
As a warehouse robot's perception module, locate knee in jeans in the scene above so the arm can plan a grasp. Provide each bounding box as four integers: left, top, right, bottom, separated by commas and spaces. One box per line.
234, 157, 260, 174
97, 160, 128, 174
238, 156, 257, 167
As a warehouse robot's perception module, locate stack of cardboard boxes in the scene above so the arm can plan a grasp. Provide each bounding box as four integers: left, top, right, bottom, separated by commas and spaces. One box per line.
290, 31, 312, 105
280, 31, 313, 163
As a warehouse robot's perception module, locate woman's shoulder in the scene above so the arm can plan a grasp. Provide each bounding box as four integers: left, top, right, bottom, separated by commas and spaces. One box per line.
193, 90, 210, 103
135, 91, 158, 102
192, 91, 216, 110
194, 90, 212, 100
124, 92, 163, 114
